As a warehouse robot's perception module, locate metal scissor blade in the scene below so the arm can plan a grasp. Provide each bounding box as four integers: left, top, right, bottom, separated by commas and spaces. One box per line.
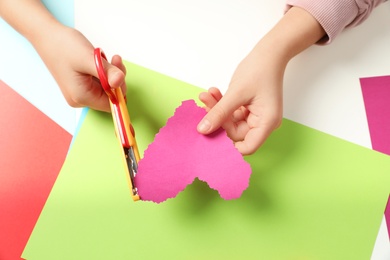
124, 147, 138, 196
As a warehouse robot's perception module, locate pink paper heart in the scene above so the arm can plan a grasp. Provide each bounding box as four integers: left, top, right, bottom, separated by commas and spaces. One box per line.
135, 99, 252, 203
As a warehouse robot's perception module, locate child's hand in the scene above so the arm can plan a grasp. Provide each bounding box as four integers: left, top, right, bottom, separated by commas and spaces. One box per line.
33, 26, 126, 112
197, 48, 284, 155
0, 1, 126, 112
197, 7, 325, 155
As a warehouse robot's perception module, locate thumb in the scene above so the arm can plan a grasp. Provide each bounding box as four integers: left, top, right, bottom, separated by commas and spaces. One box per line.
92, 50, 126, 93
109, 55, 127, 95
103, 57, 126, 92
82, 51, 126, 112
197, 92, 242, 135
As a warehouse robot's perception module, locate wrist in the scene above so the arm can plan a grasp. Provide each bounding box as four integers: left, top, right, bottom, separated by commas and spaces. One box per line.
28, 17, 65, 49
0, 0, 64, 46
255, 7, 325, 64
246, 41, 289, 83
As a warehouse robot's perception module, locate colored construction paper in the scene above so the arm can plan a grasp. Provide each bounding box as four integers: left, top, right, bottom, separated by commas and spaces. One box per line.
0, 80, 72, 260
386, 196, 390, 239
23, 61, 390, 260
360, 75, 390, 241
360, 75, 390, 155
70, 107, 89, 148
135, 99, 251, 203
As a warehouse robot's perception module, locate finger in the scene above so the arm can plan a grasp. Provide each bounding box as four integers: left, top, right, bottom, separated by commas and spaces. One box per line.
231, 107, 249, 123
199, 87, 223, 113
66, 73, 111, 112
225, 118, 250, 142
199, 91, 217, 109
71, 59, 116, 112
102, 57, 125, 90
208, 87, 223, 101
198, 87, 251, 141
198, 95, 248, 141
234, 126, 272, 155
197, 90, 245, 135
83, 77, 112, 112
78, 52, 125, 112
206, 88, 251, 139
111, 55, 127, 74
110, 55, 127, 96
235, 129, 264, 155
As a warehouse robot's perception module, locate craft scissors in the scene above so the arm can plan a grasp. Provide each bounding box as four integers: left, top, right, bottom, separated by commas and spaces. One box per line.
94, 47, 140, 201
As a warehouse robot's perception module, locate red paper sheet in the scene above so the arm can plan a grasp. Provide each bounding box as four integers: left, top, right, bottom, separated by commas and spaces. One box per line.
360, 75, 390, 239
135, 100, 252, 203
0, 80, 72, 259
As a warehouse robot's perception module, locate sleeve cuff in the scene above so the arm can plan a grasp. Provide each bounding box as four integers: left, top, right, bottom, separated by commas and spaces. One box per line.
285, 0, 360, 44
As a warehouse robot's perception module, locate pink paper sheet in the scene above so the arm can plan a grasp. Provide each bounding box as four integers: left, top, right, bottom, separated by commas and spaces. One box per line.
385, 196, 390, 240
0, 80, 72, 260
135, 100, 252, 203
360, 76, 390, 155
360, 75, 390, 239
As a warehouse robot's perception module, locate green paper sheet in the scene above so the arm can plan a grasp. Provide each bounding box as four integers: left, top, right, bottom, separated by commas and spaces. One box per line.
23, 61, 390, 260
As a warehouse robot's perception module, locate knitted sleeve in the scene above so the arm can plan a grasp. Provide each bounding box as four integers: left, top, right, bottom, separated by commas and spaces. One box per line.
285, 0, 387, 44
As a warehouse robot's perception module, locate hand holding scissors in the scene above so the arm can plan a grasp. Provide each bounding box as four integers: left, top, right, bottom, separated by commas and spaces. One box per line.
94, 48, 141, 201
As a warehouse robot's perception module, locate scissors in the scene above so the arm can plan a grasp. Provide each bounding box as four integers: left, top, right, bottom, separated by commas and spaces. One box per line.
94, 47, 140, 201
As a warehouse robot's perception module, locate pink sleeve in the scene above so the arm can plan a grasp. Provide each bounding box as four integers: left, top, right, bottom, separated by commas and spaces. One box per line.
285, 0, 387, 44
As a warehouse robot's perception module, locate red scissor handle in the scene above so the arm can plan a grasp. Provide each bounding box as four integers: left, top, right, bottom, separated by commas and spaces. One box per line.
94, 48, 118, 104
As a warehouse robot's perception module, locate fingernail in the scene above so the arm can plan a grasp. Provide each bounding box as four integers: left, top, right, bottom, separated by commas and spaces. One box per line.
197, 119, 211, 133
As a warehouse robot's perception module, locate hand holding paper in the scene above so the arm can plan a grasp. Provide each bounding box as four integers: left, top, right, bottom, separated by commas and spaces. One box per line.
135, 100, 252, 203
